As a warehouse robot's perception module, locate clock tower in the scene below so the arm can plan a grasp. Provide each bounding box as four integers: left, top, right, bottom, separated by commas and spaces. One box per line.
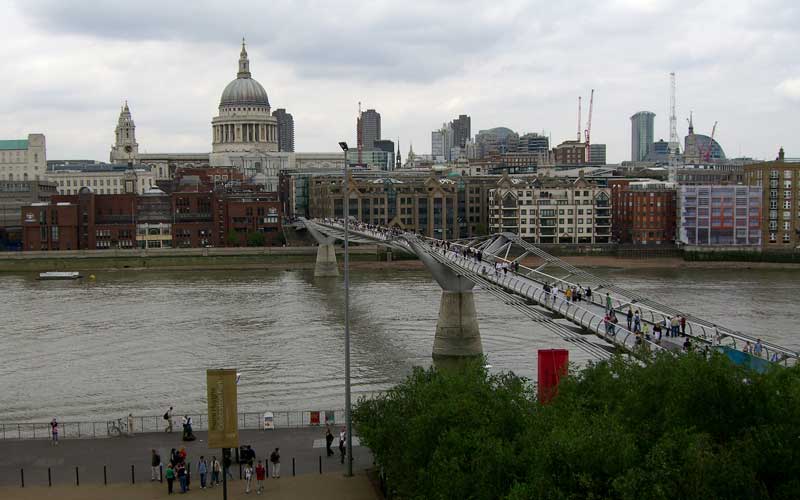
110, 101, 139, 165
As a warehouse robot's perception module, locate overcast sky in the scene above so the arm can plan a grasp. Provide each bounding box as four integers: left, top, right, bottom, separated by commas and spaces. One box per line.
1, 0, 798, 163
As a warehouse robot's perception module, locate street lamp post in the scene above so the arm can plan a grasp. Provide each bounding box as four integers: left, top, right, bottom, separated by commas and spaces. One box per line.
338, 141, 353, 477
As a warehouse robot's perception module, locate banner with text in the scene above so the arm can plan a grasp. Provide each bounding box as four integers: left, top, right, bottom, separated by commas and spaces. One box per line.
206, 369, 239, 449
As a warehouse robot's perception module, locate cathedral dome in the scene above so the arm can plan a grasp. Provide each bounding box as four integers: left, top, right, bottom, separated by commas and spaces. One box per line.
220, 78, 269, 107
219, 40, 270, 108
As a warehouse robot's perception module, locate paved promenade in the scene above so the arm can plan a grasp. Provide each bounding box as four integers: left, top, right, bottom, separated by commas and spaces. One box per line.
0, 471, 378, 499
0, 427, 373, 489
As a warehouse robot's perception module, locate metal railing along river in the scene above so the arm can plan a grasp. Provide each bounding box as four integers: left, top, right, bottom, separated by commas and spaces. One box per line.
0, 409, 346, 440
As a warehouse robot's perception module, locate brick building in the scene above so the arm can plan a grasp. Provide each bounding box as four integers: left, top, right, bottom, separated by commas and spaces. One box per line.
552, 140, 586, 165
22, 187, 281, 250
744, 148, 800, 248
20, 201, 80, 250
609, 179, 677, 245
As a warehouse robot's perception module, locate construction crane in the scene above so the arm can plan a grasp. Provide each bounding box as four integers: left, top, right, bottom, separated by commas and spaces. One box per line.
701, 121, 718, 162
584, 89, 594, 163
357, 101, 363, 165
576, 96, 582, 142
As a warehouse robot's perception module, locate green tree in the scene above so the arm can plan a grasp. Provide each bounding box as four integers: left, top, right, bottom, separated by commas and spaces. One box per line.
246, 231, 266, 247
354, 353, 800, 500
226, 229, 240, 247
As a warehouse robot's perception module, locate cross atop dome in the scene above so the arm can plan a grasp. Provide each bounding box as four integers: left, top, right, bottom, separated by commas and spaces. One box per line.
238, 37, 251, 78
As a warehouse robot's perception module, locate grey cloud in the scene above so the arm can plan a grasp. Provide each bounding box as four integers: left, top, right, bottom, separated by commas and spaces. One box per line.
17, 0, 530, 83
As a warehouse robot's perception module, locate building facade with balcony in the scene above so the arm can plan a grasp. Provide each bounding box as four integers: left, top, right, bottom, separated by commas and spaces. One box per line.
677, 185, 762, 247
307, 171, 495, 239
744, 149, 800, 248
488, 171, 611, 244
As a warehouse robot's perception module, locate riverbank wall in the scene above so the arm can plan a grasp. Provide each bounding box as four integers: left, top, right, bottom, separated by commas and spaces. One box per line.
1, 244, 799, 273
0, 245, 414, 272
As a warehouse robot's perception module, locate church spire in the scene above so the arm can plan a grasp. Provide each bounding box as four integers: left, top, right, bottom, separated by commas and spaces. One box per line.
238, 37, 251, 78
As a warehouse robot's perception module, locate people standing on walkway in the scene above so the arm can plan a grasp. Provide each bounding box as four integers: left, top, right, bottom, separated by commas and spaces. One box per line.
224, 452, 234, 480
177, 461, 188, 494
50, 418, 59, 445
244, 463, 253, 494
326, 427, 334, 457
339, 427, 347, 464
165, 463, 175, 494
164, 406, 174, 432
754, 339, 763, 358
211, 456, 221, 487
626, 309, 633, 332
127, 413, 135, 436
151, 449, 161, 481
270, 447, 281, 478
680, 316, 686, 336
198, 456, 208, 489
256, 460, 266, 494
633, 310, 641, 333
605, 293, 612, 311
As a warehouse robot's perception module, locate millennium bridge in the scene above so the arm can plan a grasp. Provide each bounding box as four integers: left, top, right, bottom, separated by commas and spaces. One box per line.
300, 218, 798, 367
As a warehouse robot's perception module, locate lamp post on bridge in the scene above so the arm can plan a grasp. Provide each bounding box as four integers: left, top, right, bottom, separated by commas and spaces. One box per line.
338, 141, 353, 477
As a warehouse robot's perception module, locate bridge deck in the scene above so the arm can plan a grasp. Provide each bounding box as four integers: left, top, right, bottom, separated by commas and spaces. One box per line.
306, 219, 796, 365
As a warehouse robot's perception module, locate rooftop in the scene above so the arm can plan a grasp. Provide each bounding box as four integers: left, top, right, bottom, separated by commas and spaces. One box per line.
0, 140, 28, 151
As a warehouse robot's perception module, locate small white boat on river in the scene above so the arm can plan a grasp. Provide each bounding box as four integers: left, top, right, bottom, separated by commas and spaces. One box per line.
38, 272, 82, 280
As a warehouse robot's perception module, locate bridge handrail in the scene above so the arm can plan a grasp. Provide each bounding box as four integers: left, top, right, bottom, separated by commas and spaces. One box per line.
310, 219, 796, 365
424, 242, 664, 356
444, 235, 797, 365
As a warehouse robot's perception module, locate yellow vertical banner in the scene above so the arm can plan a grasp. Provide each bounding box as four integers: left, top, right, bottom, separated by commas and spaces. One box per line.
207, 369, 239, 449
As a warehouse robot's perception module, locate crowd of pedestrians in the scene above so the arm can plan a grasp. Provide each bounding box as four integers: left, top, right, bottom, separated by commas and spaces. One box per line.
323, 218, 780, 362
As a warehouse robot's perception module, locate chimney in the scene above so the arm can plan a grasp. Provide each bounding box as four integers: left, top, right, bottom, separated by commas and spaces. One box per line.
778, 147, 785, 162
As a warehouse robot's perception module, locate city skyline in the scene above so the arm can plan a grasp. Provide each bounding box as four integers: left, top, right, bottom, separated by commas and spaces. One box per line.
1, 1, 798, 162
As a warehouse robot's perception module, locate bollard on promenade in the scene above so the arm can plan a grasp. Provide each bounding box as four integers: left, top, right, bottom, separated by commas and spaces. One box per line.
131, 464, 135, 484
160, 463, 164, 483
319, 455, 322, 474
104, 465, 107, 485
48, 467, 51, 487
292, 457, 295, 477
20, 468, 24, 488
76, 466, 80, 486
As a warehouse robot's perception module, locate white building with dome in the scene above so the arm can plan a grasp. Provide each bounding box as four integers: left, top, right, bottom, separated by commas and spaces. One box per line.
100, 40, 343, 191
211, 40, 279, 161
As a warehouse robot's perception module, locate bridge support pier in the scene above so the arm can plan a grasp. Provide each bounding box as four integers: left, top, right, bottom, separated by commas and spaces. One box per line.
404, 238, 483, 367
314, 243, 339, 277
432, 290, 482, 367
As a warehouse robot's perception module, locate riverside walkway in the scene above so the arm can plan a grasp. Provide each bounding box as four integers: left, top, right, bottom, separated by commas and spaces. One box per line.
0, 427, 372, 488
309, 219, 798, 365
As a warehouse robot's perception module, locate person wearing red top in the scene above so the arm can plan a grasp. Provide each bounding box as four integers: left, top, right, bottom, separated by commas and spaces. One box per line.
255, 460, 266, 495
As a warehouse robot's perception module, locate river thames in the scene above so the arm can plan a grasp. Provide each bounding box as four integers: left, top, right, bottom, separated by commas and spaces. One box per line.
2, 266, 798, 422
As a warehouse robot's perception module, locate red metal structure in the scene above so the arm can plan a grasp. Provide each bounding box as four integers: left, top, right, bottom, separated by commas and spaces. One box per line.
584, 89, 594, 163
537, 349, 569, 403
